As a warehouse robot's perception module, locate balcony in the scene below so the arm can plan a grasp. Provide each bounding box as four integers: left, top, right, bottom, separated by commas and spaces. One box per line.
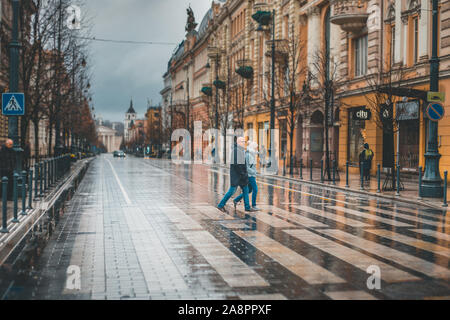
330, 0, 368, 33
266, 39, 288, 64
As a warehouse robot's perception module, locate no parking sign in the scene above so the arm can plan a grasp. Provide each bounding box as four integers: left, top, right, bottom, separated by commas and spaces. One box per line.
426, 102, 445, 122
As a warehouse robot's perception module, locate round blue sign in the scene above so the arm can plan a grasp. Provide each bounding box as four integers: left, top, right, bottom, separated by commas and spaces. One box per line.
426, 103, 445, 122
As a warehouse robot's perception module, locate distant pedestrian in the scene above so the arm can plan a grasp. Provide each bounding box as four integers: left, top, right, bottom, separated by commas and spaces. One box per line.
359, 143, 374, 181
233, 141, 260, 211
0, 139, 15, 200
217, 137, 256, 213
260, 145, 266, 169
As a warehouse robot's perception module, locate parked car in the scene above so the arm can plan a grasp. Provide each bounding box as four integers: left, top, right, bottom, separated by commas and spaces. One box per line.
113, 150, 126, 158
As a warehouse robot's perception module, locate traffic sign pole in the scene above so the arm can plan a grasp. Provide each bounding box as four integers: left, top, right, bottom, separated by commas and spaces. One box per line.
8, 0, 23, 175
422, 0, 443, 198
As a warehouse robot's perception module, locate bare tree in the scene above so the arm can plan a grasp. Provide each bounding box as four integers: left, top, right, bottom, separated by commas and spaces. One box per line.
311, 48, 340, 180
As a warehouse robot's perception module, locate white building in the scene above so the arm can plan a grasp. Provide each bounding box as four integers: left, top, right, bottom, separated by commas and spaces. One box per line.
97, 125, 123, 153
124, 99, 137, 143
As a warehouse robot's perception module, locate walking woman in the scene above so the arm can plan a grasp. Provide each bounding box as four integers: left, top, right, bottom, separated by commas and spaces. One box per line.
233, 141, 260, 211
217, 137, 256, 213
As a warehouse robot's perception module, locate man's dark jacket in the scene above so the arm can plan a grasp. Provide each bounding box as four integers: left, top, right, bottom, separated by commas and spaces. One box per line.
230, 144, 249, 188
0, 146, 15, 175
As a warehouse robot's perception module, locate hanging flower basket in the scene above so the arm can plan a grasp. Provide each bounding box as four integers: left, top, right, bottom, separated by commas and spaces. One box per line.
201, 86, 212, 96
251, 10, 272, 26
213, 80, 226, 90
236, 66, 254, 79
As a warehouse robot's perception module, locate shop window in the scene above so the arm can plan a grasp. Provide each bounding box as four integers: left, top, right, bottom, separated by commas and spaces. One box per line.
348, 109, 366, 165
396, 100, 420, 169
354, 35, 368, 77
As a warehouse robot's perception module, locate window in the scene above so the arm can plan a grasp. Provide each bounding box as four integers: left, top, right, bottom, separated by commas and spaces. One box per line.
413, 16, 418, 64
391, 25, 395, 65
348, 109, 366, 165
354, 35, 368, 76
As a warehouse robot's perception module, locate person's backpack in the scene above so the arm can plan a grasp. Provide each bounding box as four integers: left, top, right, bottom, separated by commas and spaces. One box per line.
364, 149, 374, 161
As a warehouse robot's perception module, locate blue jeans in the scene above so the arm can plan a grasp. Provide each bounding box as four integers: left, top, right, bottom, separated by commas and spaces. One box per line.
234, 176, 258, 207
218, 185, 250, 211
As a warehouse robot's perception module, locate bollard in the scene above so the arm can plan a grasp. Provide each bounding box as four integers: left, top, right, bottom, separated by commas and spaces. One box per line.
12, 173, 19, 223
310, 159, 313, 181
345, 161, 349, 188
39, 162, 43, 196
1, 177, 8, 233
396, 165, 401, 196
320, 160, 324, 183
360, 162, 364, 190
418, 166, 423, 199
21, 171, 27, 215
34, 163, 39, 198
443, 171, 448, 207
377, 164, 381, 193
300, 159, 303, 180
28, 169, 33, 210
43, 161, 46, 191
49, 159, 52, 186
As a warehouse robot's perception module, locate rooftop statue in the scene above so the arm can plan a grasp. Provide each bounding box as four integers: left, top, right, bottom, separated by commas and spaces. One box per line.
185, 5, 198, 33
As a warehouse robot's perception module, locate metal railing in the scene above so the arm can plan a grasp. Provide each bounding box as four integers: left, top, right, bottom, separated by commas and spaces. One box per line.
1, 155, 72, 234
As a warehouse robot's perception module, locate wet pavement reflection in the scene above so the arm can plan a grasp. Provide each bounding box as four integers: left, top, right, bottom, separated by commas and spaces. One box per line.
9, 155, 450, 300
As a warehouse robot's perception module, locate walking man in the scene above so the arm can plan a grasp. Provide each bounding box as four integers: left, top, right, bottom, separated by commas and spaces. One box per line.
217, 137, 256, 213
233, 141, 260, 211
0, 139, 15, 200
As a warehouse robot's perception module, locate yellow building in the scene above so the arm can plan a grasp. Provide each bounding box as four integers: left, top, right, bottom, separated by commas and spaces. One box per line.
163, 0, 450, 179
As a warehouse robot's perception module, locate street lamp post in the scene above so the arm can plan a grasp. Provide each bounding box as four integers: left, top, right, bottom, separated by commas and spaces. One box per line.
8, 0, 23, 173
421, 0, 442, 198
253, 7, 276, 169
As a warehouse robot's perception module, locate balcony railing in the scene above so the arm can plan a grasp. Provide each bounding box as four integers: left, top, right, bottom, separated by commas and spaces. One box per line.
266, 39, 289, 64
330, 0, 368, 33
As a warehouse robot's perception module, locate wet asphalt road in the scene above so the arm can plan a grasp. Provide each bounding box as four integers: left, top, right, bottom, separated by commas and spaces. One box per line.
10, 154, 450, 300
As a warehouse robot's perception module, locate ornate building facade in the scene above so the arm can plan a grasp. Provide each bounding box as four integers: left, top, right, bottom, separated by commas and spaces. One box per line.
162, 0, 450, 176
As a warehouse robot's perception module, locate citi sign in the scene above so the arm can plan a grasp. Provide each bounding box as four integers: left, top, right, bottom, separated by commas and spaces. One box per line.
353, 108, 371, 120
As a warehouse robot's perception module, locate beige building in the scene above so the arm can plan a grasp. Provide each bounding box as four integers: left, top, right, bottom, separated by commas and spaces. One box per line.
97, 125, 122, 153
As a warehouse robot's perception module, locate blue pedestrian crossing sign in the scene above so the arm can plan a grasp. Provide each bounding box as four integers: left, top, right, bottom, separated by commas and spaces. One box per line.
426, 102, 444, 122
2, 93, 25, 116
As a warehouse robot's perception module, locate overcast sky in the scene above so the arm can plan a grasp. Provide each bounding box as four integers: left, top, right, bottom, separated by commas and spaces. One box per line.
84, 0, 212, 122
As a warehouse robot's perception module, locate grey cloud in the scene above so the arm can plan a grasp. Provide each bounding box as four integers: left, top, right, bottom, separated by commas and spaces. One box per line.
85, 0, 212, 122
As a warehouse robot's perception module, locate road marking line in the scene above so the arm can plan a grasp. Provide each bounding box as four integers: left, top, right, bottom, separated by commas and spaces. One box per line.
324, 291, 378, 300
291, 205, 370, 227
410, 229, 450, 242
249, 212, 297, 228
258, 205, 328, 228
194, 205, 235, 220
327, 206, 412, 227
359, 206, 447, 227
284, 229, 419, 282
240, 294, 287, 300
234, 230, 345, 285
106, 159, 131, 205
365, 229, 450, 258
183, 230, 269, 288
320, 229, 450, 279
